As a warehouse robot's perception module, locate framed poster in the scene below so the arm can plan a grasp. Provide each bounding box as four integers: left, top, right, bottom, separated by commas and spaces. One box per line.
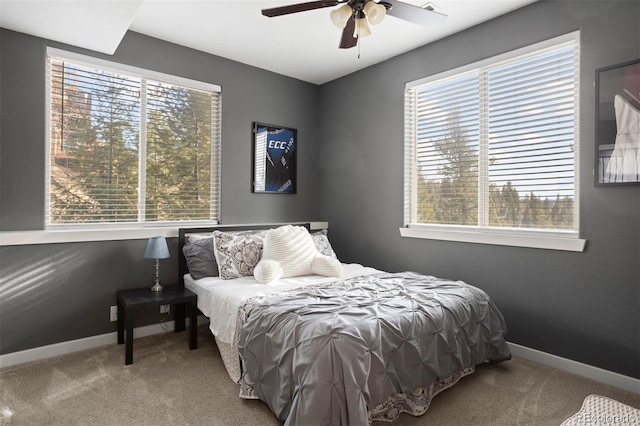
252, 122, 297, 193
595, 59, 640, 185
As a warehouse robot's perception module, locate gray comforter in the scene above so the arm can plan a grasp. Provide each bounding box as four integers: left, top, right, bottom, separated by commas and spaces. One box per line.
237, 272, 511, 425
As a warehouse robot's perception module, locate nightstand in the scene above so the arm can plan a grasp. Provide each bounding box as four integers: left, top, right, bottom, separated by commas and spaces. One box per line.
117, 284, 197, 365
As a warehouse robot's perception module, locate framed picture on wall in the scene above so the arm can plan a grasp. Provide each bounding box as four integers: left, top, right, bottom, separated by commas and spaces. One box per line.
595, 59, 640, 185
252, 122, 297, 193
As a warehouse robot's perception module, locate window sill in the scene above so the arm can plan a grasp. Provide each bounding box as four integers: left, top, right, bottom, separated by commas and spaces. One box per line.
0, 227, 179, 246
399, 226, 586, 252
0, 222, 329, 246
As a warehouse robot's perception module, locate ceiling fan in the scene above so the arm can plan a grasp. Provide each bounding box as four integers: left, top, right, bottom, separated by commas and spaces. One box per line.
261, 0, 447, 49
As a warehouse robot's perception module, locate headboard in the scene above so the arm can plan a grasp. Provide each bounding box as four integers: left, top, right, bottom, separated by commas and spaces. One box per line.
178, 222, 311, 287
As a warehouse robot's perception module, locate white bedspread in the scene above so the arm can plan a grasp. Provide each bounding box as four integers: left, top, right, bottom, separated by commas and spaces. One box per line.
184, 263, 380, 345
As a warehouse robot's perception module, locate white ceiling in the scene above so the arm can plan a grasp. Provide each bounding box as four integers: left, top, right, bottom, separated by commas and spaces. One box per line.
0, 0, 537, 84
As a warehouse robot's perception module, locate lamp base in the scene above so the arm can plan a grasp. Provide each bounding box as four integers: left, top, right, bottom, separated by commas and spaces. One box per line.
150, 259, 163, 292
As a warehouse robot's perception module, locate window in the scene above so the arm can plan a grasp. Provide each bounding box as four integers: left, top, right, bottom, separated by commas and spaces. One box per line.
403, 32, 584, 250
46, 48, 221, 227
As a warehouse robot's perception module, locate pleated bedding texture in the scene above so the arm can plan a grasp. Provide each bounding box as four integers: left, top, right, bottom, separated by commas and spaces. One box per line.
237, 271, 512, 425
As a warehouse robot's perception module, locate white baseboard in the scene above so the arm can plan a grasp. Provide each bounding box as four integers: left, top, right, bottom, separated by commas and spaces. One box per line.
508, 342, 640, 394
1, 331, 638, 395
0, 317, 209, 369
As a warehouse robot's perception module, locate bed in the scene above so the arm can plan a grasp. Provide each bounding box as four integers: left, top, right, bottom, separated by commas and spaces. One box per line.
178, 223, 511, 425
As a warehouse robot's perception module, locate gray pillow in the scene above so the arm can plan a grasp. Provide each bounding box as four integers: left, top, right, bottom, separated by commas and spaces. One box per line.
182, 237, 218, 279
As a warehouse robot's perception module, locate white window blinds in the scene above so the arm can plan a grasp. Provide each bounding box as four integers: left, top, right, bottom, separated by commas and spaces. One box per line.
46, 49, 221, 226
405, 33, 579, 234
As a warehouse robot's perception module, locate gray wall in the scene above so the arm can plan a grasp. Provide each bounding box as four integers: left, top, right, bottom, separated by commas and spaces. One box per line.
1, 0, 638, 381
0, 29, 322, 353
318, 0, 639, 378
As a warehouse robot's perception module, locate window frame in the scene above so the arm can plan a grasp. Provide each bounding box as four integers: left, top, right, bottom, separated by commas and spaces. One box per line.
402, 32, 586, 252
45, 47, 222, 229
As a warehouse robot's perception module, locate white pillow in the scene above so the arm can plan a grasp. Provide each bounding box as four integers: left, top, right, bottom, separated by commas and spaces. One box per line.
253, 259, 284, 284
261, 225, 317, 278
311, 255, 343, 278
255, 225, 343, 284
187, 233, 212, 243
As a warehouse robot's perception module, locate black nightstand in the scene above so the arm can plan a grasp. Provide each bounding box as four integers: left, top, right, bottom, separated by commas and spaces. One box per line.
117, 284, 198, 365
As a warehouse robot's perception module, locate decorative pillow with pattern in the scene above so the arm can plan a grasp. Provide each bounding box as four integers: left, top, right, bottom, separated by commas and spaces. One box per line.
213, 231, 266, 280
311, 229, 337, 259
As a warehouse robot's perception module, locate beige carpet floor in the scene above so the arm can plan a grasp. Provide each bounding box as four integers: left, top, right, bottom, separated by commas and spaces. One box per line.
1, 325, 638, 425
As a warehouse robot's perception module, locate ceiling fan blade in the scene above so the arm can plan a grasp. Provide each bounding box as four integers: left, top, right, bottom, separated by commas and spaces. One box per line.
339, 16, 357, 49
262, 1, 340, 17
384, 0, 447, 27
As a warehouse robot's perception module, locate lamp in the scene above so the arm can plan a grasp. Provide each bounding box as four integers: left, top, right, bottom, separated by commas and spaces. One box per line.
330, 3, 352, 28
363, 1, 386, 25
144, 236, 170, 292
354, 11, 372, 38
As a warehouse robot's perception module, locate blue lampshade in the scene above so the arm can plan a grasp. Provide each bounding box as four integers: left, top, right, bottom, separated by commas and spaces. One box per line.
144, 236, 170, 260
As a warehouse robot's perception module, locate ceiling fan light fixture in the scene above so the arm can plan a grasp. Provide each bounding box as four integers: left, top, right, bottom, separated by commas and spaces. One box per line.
364, 1, 386, 25
330, 4, 352, 28
261, 0, 448, 51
